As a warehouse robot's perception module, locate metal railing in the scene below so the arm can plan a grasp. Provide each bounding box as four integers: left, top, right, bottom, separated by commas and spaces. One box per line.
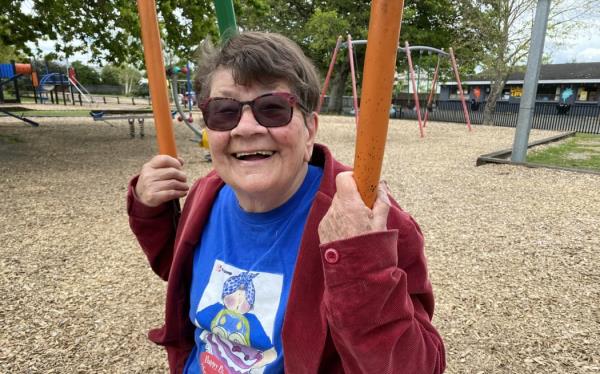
393, 100, 600, 134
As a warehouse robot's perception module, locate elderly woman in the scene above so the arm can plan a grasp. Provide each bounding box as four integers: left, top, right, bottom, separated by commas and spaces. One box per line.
128, 32, 445, 374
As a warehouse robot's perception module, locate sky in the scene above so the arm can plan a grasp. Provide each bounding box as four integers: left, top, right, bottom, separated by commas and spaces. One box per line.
544, 17, 600, 63
30, 32, 600, 67
25, 6, 600, 67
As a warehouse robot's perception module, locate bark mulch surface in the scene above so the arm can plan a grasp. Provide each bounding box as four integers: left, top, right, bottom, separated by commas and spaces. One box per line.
1, 115, 598, 373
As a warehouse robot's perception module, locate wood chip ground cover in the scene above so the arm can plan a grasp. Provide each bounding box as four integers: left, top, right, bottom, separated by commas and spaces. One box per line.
1, 115, 598, 373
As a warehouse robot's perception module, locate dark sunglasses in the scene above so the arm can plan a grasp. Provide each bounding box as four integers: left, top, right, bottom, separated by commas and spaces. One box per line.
199, 92, 308, 131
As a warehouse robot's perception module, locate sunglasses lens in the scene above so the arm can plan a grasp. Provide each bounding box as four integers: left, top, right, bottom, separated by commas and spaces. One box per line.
253, 95, 293, 127
201, 93, 297, 130
205, 99, 240, 130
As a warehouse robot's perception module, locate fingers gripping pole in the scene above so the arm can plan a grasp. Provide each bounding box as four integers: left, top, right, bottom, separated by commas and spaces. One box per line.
353, 1, 404, 208
137, 0, 178, 157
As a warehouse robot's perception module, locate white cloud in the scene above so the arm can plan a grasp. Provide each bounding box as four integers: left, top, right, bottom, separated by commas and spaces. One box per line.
546, 29, 600, 63
26, 39, 95, 66
576, 48, 600, 62
545, 10, 600, 63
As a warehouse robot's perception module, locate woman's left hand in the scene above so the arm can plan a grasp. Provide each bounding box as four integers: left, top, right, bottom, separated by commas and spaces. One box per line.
318, 171, 391, 244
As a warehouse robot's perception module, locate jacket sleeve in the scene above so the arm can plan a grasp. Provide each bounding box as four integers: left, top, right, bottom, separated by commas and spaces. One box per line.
127, 175, 180, 281
320, 207, 445, 373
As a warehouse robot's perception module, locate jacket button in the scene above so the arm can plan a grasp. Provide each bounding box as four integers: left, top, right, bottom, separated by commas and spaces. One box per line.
324, 248, 340, 264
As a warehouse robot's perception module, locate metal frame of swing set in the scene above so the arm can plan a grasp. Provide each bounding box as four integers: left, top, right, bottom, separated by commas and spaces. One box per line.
318, 37, 472, 137
139, 0, 406, 206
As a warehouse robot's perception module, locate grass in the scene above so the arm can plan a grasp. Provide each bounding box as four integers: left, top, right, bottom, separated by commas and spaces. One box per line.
528, 133, 600, 171
30, 110, 93, 117
1, 109, 92, 117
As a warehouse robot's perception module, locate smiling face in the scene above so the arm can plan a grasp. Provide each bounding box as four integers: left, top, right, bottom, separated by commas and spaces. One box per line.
206, 68, 318, 212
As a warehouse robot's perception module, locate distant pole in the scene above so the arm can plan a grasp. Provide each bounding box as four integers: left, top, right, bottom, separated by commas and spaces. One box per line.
449, 48, 472, 131
214, 0, 238, 42
348, 34, 360, 127
405, 41, 424, 137
317, 35, 342, 113
512, 0, 551, 163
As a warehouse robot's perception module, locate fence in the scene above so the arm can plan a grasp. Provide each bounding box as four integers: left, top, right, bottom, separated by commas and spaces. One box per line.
393, 100, 600, 134
17, 90, 151, 106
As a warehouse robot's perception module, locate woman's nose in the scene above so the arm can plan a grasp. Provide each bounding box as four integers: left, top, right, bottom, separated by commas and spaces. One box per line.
231, 104, 267, 135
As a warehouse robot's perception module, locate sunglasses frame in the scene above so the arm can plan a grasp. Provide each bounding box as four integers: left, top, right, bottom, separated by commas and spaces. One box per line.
199, 92, 309, 131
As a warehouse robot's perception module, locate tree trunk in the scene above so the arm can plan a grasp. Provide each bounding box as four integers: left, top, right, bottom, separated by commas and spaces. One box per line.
327, 60, 351, 114
483, 76, 508, 126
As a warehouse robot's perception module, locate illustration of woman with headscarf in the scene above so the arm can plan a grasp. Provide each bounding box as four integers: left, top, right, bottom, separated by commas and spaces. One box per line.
197, 270, 277, 373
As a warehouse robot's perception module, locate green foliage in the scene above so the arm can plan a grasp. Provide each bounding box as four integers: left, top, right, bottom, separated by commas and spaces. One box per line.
303, 10, 350, 67
0, 41, 25, 62
528, 133, 600, 171
118, 65, 143, 95
101, 65, 121, 85
71, 61, 101, 85
3, 0, 267, 67
31, 59, 64, 75
98, 63, 143, 94
238, 0, 474, 99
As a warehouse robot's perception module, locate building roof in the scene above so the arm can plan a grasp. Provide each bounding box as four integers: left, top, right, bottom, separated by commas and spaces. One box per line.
448, 62, 600, 85
508, 62, 600, 81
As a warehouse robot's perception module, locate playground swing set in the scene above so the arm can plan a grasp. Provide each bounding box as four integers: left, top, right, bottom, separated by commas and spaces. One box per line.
138, 0, 404, 207
4, 0, 427, 206
318, 36, 472, 137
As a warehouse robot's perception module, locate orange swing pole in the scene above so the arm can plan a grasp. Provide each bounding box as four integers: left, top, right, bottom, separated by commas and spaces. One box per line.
137, 0, 178, 157
353, 1, 404, 207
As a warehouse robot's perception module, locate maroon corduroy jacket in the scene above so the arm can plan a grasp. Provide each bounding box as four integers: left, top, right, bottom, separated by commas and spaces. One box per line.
127, 144, 445, 373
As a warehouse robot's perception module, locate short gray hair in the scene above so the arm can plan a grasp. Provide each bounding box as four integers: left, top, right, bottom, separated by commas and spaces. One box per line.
194, 31, 321, 112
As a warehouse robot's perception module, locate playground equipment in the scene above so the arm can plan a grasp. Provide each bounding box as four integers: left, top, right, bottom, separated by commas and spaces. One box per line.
37, 67, 94, 105
167, 63, 211, 160
321, 38, 472, 137
0, 61, 38, 104
0, 62, 40, 126
37, 72, 71, 103
137, 0, 178, 157
136, 0, 238, 158
136, 0, 399, 206
167, 63, 204, 140
66, 67, 94, 103
90, 109, 153, 137
353, 0, 404, 207
0, 106, 40, 127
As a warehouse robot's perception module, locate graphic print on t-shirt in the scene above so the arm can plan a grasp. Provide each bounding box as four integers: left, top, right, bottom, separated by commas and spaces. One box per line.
194, 260, 283, 374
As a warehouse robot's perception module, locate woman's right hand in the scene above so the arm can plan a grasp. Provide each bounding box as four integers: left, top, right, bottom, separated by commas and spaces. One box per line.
134, 155, 189, 207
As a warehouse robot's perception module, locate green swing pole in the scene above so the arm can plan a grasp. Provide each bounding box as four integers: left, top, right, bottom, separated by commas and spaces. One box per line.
213, 0, 238, 41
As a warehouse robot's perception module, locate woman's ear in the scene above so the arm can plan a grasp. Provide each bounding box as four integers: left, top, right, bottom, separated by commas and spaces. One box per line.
304, 112, 318, 162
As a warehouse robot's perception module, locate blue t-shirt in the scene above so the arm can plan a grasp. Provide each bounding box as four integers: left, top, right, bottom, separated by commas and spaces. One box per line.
184, 165, 323, 374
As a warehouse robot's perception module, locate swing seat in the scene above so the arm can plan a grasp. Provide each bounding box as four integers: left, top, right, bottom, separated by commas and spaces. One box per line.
90, 111, 105, 119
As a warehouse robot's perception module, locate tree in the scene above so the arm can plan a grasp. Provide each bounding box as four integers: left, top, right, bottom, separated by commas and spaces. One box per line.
71, 61, 101, 85
119, 65, 143, 96
238, 0, 474, 113
457, 0, 600, 125
101, 65, 121, 86
0, 43, 23, 63
99, 64, 142, 94
3, 0, 265, 67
